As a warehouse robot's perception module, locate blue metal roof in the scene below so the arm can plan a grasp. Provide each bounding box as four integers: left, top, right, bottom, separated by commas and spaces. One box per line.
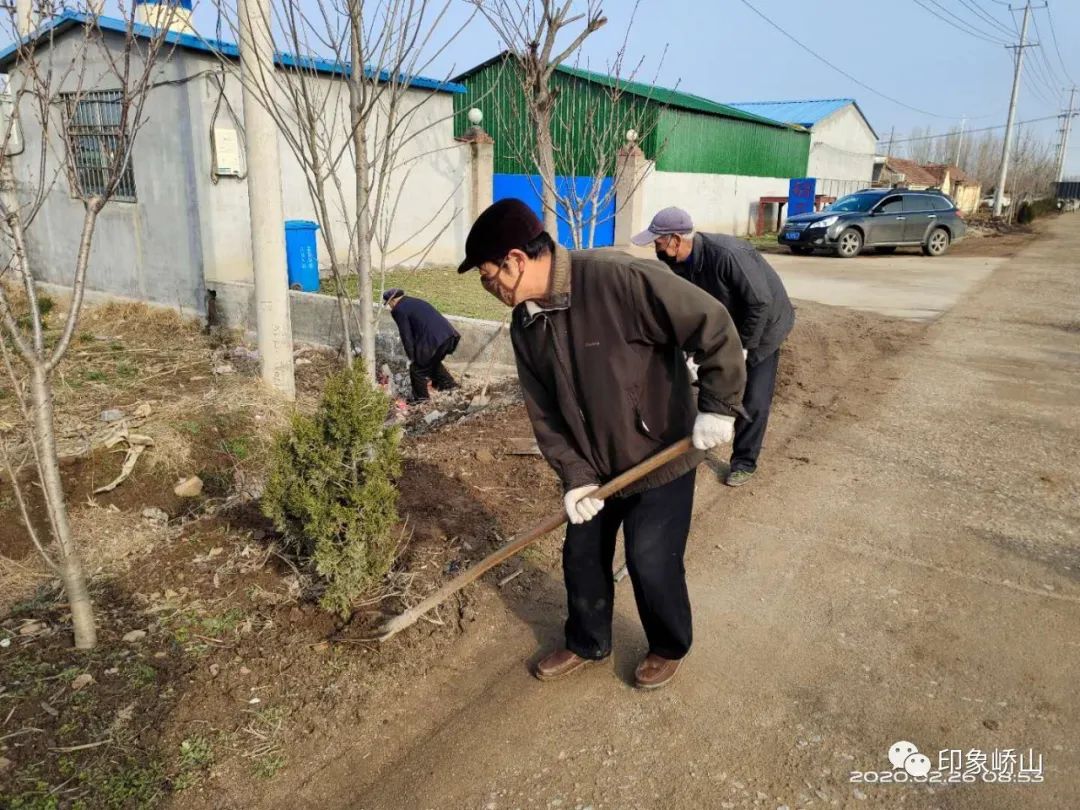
0, 11, 466, 94
725, 98, 865, 130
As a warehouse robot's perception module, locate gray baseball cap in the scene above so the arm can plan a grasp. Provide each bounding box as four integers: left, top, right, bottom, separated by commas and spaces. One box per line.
631, 207, 694, 246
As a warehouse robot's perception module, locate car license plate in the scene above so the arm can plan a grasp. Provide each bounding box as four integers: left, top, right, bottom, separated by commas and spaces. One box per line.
784, 231, 800, 241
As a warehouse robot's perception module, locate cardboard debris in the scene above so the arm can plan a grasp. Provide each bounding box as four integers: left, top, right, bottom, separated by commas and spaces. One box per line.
506, 438, 541, 456
93, 444, 147, 494
94, 428, 155, 494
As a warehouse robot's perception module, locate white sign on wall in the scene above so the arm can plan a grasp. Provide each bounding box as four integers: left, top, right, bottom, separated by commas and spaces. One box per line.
213, 126, 244, 177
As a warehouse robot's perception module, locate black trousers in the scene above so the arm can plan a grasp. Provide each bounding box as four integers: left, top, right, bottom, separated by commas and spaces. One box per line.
731, 348, 780, 473
409, 338, 457, 400
562, 469, 696, 661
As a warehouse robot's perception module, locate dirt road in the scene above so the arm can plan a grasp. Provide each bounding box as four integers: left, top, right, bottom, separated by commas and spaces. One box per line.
271, 217, 1079, 809
767, 251, 1004, 321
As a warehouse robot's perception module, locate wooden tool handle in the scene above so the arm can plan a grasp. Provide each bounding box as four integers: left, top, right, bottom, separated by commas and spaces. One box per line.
377, 437, 694, 641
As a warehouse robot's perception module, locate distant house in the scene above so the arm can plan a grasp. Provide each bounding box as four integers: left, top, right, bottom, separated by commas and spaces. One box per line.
923, 164, 982, 214
0, 6, 471, 317
726, 98, 877, 198
872, 158, 981, 214
873, 157, 941, 190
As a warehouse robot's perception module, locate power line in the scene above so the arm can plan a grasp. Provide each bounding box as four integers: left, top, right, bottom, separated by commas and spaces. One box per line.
1028, 9, 1065, 91
1022, 69, 1057, 109
876, 114, 1059, 145
911, 0, 1010, 43
1014, 8, 1066, 115
1044, 3, 1076, 87
956, 0, 1017, 37
738, 0, 971, 120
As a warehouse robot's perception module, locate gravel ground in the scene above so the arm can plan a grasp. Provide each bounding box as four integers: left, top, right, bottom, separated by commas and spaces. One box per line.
249, 215, 1080, 810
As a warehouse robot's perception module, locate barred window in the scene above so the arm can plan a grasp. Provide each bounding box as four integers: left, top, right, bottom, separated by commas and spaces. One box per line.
62, 90, 137, 202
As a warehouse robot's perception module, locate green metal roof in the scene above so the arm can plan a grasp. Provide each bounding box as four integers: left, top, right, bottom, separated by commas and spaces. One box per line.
452, 53, 805, 132
553, 63, 802, 130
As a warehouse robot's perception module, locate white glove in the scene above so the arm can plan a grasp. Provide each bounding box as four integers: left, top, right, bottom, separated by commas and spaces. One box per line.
565, 485, 604, 525
685, 355, 699, 383
692, 412, 735, 450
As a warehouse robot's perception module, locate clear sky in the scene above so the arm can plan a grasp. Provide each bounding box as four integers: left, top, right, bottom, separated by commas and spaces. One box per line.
190, 0, 1080, 177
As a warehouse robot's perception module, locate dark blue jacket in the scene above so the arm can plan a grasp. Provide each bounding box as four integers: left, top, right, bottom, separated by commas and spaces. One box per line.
677, 233, 795, 367
390, 297, 460, 367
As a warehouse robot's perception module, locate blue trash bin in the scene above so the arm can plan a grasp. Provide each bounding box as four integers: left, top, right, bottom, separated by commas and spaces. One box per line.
284, 220, 320, 292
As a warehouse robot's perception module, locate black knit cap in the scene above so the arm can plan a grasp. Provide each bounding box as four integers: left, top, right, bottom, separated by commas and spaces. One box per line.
457, 198, 545, 274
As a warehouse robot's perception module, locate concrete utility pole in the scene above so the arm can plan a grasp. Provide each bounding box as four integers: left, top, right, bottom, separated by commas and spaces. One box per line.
955, 117, 966, 166
15, 0, 34, 37
237, 0, 295, 399
1056, 87, 1077, 184
993, 1, 1042, 218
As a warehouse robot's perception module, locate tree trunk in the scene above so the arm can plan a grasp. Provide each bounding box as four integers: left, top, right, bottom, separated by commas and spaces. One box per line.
349, 4, 376, 382
356, 190, 376, 381
533, 100, 559, 238
351, 115, 376, 382
29, 365, 96, 649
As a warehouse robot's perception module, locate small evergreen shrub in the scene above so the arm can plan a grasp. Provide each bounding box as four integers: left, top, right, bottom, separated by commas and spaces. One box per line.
262, 367, 402, 616
1016, 198, 1058, 224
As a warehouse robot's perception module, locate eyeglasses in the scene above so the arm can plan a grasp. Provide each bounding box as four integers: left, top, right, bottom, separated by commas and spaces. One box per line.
477, 266, 496, 291
477, 261, 505, 293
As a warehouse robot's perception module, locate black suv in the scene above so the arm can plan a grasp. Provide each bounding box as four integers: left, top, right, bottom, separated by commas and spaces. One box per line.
778, 188, 967, 258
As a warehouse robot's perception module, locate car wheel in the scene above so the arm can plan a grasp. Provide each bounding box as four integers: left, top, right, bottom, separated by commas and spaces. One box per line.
922, 228, 950, 257
874, 246, 897, 255
790, 246, 813, 256
835, 228, 862, 258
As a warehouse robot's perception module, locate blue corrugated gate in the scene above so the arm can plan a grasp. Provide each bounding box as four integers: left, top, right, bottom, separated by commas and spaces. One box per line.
493, 174, 615, 248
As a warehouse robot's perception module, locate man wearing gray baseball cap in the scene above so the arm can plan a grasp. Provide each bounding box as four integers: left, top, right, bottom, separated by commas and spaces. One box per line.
633, 207, 794, 487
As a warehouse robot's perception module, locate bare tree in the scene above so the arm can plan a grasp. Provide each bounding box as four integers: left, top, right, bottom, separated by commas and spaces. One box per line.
903, 124, 1058, 210
471, 0, 606, 236
0, 5, 173, 648
545, 45, 669, 249
211, 0, 471, 378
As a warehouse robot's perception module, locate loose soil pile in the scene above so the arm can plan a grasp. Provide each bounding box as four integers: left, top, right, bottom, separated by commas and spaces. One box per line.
0, 297, 918, 808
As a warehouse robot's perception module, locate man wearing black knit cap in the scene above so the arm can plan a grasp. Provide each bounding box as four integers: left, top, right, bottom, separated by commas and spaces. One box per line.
458, 198, 747, 690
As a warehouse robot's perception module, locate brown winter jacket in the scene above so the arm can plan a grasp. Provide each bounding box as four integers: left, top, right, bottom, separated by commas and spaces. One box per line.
510, 246, 748, 497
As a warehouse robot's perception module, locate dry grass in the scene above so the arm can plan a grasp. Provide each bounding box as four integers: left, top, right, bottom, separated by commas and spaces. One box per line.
0, 555, 54, 613
0, 482, 173, 616
69, 502, 171, 574
0, 296, 316, 612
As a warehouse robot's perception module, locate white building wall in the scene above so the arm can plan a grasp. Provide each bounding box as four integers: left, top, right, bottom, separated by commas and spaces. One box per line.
12, 34, 208, 313
639, 167, 791, 237
11, 33, 473, 316
186, 52, 472, 290
806, 104, 876, 192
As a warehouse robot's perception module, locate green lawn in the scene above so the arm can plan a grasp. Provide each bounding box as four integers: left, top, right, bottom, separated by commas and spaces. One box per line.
320, 266, 508, 322
319, 236, 782, 319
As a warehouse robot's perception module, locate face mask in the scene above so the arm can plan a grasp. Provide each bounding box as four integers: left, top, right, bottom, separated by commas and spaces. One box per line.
655, 247, 678, 266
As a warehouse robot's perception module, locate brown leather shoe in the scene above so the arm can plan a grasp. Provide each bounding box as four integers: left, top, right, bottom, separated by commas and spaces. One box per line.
534, 648, 604, 681
634, 653, 682, 689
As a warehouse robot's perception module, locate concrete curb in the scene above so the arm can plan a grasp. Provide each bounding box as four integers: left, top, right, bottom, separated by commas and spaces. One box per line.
210, 280, 515, 373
